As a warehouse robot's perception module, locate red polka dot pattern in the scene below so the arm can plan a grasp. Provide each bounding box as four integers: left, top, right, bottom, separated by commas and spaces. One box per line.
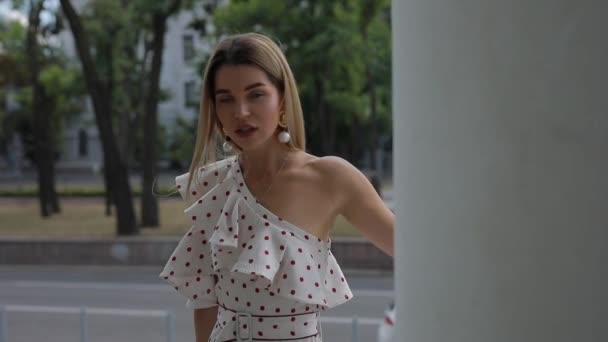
159, 156, 353, 340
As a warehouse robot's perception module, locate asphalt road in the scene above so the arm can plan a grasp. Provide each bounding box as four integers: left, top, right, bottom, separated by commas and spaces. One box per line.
0, 265, 393, 342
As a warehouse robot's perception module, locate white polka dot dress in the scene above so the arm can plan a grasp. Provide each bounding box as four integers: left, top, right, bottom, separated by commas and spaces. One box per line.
159, 156, 353, 342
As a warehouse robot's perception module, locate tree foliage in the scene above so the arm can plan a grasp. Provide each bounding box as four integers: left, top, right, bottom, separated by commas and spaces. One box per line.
0, 11, 84, 163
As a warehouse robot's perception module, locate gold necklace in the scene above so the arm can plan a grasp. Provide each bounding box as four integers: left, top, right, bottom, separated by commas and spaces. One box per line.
240, 152, 289, 202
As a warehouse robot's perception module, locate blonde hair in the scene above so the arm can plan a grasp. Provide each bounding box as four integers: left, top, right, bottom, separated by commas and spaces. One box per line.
185, 33, 306, 198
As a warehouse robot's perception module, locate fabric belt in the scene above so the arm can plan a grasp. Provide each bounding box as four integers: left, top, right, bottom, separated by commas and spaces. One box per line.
216, 303, 320, 341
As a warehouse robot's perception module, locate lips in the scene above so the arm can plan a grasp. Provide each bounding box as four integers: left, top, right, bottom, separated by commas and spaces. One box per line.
235, 125, 258, 137
236, 125, 256, 133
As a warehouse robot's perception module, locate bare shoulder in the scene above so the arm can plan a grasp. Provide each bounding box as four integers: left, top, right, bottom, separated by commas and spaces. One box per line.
286, 153, 362, 196
286, 152, 370, 196
307, 155, 366, 185
309, 155, 353, 170
302, 155, 372, 204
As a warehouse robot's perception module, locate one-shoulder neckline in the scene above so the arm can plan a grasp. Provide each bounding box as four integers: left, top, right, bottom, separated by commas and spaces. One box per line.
228, 156, 331, 247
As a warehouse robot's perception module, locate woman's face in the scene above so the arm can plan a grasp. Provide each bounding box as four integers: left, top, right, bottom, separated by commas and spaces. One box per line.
214, 64, 282, 152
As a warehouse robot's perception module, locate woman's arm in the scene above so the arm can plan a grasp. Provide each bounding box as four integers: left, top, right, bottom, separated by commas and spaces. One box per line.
193, 306, 218, 342
320, 157, 394, 256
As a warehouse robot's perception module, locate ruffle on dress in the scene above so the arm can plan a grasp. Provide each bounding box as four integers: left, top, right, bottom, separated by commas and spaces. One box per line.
159, 156, 353, 309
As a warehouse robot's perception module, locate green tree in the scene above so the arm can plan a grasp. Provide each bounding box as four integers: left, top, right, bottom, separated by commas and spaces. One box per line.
358, 0, 392, 171
63, 0, 183, 227
26, 0, 62, 217
77, 0, 140, 218
0, 19, 28, 153
1, 2, 85, 217
59, 0, 217, 233
130, 0, 219, 228
60, 0, 139, 235
135, 0, 184, 228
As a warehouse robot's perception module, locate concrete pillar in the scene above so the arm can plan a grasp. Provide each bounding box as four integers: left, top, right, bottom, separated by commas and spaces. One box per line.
392, 1, 608, 341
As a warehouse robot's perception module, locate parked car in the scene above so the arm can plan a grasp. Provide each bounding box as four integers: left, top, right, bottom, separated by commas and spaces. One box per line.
377, 301, 395, 342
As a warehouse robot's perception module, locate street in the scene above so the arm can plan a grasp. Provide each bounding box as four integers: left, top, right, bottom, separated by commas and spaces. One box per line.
0, 266, 393, 342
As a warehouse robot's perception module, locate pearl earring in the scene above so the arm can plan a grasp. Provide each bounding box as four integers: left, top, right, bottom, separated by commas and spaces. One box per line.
222, 130, 234, 153
278, 130, 291, 144
278, 111, 291, 144
223, 140, 233, 153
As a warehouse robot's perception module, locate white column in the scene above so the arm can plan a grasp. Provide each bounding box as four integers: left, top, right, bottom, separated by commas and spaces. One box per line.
392, 1, 608, 341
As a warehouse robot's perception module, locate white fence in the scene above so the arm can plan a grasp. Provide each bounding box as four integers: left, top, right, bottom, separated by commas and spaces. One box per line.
0, 305, 174, 342
0, 304, 380, 342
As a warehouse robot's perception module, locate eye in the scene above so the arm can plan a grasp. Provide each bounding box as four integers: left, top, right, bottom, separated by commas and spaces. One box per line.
217, 96, 234, 103
250, 92, 265, 99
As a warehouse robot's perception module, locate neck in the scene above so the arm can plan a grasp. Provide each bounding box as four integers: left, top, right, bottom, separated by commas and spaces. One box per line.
238, 142, 292, 180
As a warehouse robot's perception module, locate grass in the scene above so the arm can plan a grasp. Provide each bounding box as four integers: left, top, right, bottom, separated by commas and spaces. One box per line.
0, 197, 362, 238
0, 184, 177, 196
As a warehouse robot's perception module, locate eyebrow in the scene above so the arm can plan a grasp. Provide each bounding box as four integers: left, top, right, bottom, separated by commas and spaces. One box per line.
215, 82, 266, 95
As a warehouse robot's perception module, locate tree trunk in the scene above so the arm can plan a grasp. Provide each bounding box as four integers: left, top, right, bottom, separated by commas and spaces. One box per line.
49, 161, 61, 213
27, 0, 58, 218
361, 65, 383, 195
60, 0, 138, 235
367, 66, 379, 170
348, 116, 360, 163
358, 1, 384, 172
327, 99, 336, 154
117, 13, 145, 174
141, 0, 182, 227
104, 165, 112, 216
141, 13, 167, 228
103, 35, 116, 217
315, 78, 332, 155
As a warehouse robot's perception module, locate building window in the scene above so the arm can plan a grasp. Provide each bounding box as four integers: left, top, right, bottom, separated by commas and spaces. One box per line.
184, 81, 198, 108
183, 34, 194, 62
78, 129, 88, 157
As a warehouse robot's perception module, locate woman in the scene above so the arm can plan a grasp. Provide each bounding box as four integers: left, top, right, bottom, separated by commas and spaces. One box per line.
159, 32, 394, 342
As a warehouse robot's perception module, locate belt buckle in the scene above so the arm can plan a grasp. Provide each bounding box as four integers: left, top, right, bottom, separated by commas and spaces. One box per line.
235, 312, 253, 341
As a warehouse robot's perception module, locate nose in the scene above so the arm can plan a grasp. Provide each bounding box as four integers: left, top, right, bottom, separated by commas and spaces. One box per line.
234, 100, 251, 119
